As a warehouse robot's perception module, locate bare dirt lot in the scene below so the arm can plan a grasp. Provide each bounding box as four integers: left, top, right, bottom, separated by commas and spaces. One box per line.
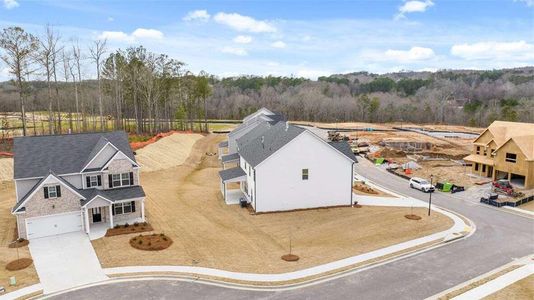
0, 158, 13, 182
135, 133, 204, 172
0, 181, 39, 292
92, 134, 454, 273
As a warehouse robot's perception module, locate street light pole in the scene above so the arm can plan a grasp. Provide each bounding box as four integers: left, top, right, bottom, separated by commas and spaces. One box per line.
428, 174, 433, 216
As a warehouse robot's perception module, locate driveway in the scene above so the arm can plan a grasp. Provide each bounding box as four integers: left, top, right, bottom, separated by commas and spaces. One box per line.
29, 232, 108, 294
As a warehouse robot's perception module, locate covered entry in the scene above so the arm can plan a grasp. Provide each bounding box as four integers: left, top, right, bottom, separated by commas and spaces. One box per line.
219, 167, 246, 205
221, 153, 240, 169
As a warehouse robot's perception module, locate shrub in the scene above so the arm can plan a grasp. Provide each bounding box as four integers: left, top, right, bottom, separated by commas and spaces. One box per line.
114, 224, 120, 229
17, 238, 25, 243
138, 240, 143, 245
124, 223, 129, 228
163, 237, 168, 241
134, 222, 139, 227
159, 233, 164, 237
148, 242, 151, 247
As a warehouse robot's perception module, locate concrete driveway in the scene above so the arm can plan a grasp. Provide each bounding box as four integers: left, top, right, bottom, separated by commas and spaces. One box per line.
28, 232, 108, 294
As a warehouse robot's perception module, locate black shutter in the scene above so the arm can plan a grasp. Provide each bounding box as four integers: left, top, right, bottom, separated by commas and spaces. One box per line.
86, 176, 91, 188
129, 172, 134, 186
108, 174, 113, 188
56, 185, 61, 197
44, 187, 49, 199
112, 204, 115, 215
131, 201, 136, 212
97, 175, 102, 186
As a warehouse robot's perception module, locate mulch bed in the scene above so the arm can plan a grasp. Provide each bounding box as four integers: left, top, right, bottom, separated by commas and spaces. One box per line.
8, 239, 29, 248
405, 214, 422, 220
5, 258, 33, 271
130, 233, 173, 251
353, 183, 379, 195
281, 254, 300, 262
105, 222, 153, 237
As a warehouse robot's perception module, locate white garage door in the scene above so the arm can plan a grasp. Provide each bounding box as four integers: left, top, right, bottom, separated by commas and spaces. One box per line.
26, 211, 83, 239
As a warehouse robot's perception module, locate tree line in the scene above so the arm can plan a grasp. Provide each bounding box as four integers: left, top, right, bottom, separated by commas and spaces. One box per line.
1, 25, 533, 137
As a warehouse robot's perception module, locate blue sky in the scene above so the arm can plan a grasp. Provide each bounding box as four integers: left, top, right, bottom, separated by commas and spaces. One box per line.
1, 0, 533, 80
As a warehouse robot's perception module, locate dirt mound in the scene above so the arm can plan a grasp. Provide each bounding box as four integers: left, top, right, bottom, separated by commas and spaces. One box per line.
135, 133, 203, 172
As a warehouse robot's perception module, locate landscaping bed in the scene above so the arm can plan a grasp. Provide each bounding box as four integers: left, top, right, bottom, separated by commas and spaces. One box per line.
353, 182, 394, 197
130, 234, 173, 251
5, 258, 33, 271
8, 238, 29, 248
106, 222, 153, 237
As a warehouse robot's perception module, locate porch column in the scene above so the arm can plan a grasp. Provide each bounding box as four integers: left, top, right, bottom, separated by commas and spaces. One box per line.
84, 207, 90, 234
109, 204, 114, 228
141, 200, 145, 222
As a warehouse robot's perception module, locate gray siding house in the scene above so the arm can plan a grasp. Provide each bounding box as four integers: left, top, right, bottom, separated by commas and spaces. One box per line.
11, 131, 146, 240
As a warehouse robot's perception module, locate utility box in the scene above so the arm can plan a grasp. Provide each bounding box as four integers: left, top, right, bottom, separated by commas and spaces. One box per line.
9, 276, 16, 286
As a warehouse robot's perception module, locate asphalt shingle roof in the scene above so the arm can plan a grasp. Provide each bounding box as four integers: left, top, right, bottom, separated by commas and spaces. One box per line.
238, 122, 305, 167
218, 141, 228, 148
80, 186, 146, 206
328, 141, 358, 163
236, 121, 274, 149
14, 131, 136, 179
221, 153, 240, 163
219, 167, 246, 182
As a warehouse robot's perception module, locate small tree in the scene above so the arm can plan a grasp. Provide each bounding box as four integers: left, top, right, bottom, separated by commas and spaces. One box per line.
0, 27, 39, 136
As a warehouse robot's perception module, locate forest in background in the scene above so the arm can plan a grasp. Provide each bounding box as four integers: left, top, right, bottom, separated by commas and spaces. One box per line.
1, 26, 533, 137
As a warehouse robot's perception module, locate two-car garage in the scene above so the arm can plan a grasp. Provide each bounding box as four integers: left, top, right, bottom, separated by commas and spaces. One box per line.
25, 211, 83, 240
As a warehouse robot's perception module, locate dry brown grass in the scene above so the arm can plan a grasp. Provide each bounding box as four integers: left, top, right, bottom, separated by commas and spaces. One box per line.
0, 181, 39, 292
518, 201, 534, 212
0, 158, 13, 182
485, 274, 534, 300
92, 134, 454, 273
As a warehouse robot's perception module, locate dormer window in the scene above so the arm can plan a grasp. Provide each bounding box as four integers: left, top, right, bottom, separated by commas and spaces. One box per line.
86, 175, 102, 188
109, 172, 134, 188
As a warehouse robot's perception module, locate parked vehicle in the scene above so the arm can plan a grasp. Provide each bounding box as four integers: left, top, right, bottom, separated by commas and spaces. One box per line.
409, 177, 435, 193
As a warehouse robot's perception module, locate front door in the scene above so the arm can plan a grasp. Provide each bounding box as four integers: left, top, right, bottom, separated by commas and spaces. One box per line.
488, 166, 493, 178
92, 208, 102, 223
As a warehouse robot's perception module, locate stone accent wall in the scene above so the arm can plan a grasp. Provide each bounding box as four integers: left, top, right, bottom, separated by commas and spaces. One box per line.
112, 200, 142, 223
16, 183, 82, 239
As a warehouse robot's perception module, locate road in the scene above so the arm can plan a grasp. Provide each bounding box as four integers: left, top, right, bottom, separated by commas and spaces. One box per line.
49, 158, 534, 300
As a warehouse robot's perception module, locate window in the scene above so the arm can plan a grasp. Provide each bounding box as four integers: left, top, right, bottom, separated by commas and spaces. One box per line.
483, 148, 487, 156
302, 169, 309, 180
44, 185, 61, 199
505, 153, 517, 163
109, 172, 133, 188
86, 175, 101, 188
476, 146, 480, 154
474, 163, 479, 171
113, 201, 136, 215
482, 164, 486, 172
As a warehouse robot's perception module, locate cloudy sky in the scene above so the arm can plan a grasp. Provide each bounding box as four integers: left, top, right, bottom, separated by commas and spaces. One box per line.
1, 0, 533, 80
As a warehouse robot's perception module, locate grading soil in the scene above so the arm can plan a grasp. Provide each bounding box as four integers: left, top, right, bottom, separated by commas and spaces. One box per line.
130, 234, 173, 251
0, 158, 13, 182
106, 223, 154, 237
0, 181, 39, 292
92, 134, 454, 273
135, 133, 204, 172
5, 258, 33, 271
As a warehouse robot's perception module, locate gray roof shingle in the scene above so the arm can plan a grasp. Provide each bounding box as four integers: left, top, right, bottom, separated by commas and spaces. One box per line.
328, 141, 358, 163
14, 131, 136, 179
219, 167, 246, 182
218, 141, 228, 147
221, 153, 240, 163
238, 122, 305, 167
236, 120, 274, 149
80, 186, 146, 206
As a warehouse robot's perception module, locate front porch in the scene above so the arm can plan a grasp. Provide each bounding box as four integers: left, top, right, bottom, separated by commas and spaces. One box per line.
219, 167, 247, 205
83, 197, 145, 240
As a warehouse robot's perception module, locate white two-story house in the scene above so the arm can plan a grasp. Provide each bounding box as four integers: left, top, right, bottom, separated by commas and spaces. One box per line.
219, 114, 357, 213
11, 131, 145, 240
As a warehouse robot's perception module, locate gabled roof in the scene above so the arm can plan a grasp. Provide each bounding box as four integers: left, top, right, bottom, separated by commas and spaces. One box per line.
83, 136, 112, 168
80, 186, 146, 206
219, 167, 246, 182
238, 122, 306, 167
12, 171, 86, 213
236, 120, 273, 149
14, 131, 136, 179
473, 121, 534, 161
494, 136, 534, 161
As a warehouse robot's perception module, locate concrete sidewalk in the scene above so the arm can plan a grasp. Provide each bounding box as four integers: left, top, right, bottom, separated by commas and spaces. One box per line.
105, 206, 468, 283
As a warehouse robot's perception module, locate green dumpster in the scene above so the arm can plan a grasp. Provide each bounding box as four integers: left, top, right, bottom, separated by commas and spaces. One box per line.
375, 158, 384, 165
442, 182, 453, 192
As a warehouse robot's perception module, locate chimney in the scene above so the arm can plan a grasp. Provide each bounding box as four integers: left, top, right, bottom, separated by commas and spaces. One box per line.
285, 121, 289, 131
261, 136, 265, 148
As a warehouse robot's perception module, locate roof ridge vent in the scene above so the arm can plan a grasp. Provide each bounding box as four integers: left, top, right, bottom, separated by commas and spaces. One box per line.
285, 121, 289, 131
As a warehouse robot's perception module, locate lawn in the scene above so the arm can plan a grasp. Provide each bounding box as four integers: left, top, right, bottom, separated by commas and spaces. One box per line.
92, 134, 454, 274
485, 274, 534, 300
517, 200, 534, 212
0, 181, 39, 293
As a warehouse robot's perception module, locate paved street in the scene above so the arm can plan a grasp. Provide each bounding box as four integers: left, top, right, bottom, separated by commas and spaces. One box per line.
49, 158, 534, 300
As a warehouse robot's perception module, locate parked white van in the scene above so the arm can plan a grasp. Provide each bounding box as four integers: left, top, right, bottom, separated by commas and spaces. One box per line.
409, 177, 435, 193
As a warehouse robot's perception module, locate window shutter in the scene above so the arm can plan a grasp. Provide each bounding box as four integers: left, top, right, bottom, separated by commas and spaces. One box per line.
86, 176, 91, 188
56, 185, 61, 197
112, 204, 115, 215
44, 187, 49, 199
131, 201, 136, 212
97, 175, 102, 186
129, 172, 134, 186
108, 174, 113, 188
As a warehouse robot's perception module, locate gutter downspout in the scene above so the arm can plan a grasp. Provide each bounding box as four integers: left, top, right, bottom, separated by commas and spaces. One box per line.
351, 162, 354, 206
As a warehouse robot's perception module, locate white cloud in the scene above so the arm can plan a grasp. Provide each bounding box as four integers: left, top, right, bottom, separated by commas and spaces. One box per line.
296, 69, 331, 79
214, 12, 276, 33
183, 10, 210, 22
221, 46, 248, 56
514, 0, 534, 7
132, 28, 164, 39
97, 31, 133, 42
451, 41, 534, 60
396, 0, 434, 19
107, 17, 114, 22
233, 35, 252, 44
270, 40, 286, 48
385, 47, 435, 62
3, 0, 19, 9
